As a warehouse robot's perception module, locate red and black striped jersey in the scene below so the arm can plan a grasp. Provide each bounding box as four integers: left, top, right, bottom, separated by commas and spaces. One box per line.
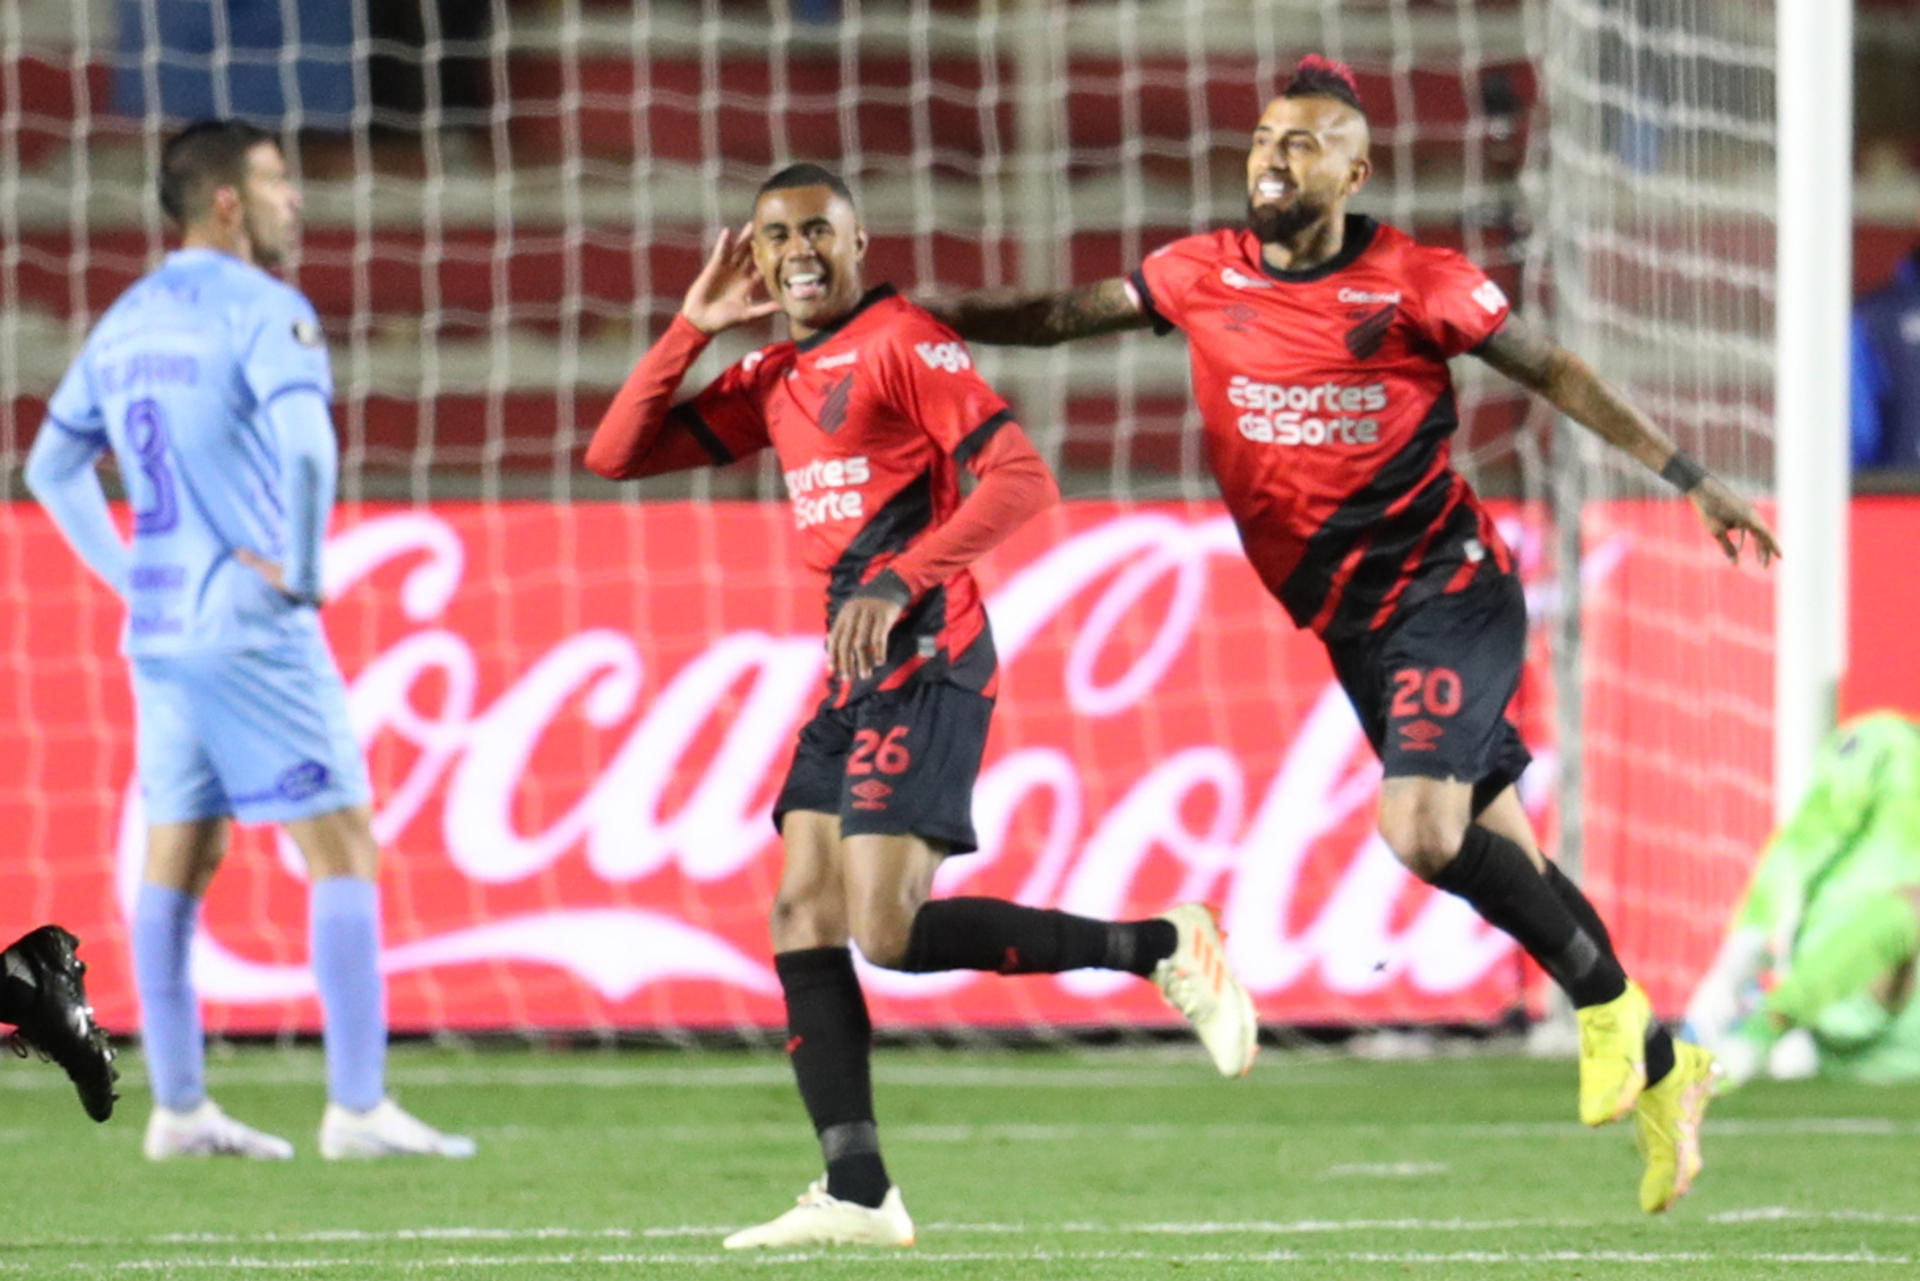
1132, 216, 1516, 638
671, 286, 1020, 697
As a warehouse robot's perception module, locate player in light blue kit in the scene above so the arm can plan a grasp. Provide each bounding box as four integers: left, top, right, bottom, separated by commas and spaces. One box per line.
25, 120, 472, 1161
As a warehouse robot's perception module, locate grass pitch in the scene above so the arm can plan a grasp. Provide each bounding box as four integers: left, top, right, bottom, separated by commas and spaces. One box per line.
2, 1042, 1917, 1279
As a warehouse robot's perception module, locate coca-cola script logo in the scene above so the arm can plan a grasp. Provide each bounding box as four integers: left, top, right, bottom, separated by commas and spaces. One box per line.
110, 503, 1624, 1027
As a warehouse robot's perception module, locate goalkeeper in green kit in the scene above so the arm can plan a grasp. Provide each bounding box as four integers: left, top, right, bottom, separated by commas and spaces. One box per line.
1684, 713, 1920, 1086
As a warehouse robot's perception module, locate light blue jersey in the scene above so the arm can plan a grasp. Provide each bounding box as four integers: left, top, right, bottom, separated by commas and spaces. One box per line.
31, 245, 366, 823
43, 247, 331, 655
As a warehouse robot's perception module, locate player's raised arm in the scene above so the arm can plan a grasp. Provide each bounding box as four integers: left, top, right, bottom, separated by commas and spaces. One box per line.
1475, 314, 1782, 567
922, 277, 1151, 348
584, 226, 780, 479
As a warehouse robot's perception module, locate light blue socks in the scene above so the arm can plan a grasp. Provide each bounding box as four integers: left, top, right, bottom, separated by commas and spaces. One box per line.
131, 883, 204, 1111
310, 876, 387, 1112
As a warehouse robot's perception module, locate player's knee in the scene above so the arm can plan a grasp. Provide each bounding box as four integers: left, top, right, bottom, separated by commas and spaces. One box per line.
1377, 807, 1467, 881
769, 888, 843, 951
847, 905, 916, 971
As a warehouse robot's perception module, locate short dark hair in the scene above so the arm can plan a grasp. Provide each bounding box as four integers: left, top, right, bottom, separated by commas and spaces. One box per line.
756, 162, 855, 207
159, 119, 276, 224
1283, 54, 1365, 117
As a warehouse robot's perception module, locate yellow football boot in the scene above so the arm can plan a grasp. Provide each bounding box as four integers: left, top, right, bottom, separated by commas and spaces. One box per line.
1577, 979, 1652, 1125
1634, 1040, 1721, 1213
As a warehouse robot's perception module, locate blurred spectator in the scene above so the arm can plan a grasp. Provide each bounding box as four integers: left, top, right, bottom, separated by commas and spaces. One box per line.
1852, 220, 1920, 470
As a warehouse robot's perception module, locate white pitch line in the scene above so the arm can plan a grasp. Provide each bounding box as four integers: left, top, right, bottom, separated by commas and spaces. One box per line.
21, 1208, 1920, 1252
13, 1248, 1920, 1274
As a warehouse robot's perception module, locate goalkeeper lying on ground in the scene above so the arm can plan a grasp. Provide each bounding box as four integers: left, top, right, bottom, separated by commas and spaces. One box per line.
1684, 712, 1920, 1086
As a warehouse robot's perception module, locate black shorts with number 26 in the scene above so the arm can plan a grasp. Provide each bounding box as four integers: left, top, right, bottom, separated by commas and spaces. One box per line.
772, 677, 993, 855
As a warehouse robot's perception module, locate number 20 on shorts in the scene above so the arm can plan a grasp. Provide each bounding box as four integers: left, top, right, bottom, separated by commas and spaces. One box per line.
847, 726, 912, 776
1389, 667, 1462, 719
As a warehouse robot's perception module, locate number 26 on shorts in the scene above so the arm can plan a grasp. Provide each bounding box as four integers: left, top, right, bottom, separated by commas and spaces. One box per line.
847, 726, 911, 775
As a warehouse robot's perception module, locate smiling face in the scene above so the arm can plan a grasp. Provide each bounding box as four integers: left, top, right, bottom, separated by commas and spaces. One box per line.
1244, 94, 1371, 246
750, 184, 869, 336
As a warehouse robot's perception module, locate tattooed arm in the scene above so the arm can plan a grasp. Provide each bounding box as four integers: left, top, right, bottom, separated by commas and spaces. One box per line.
922, 278, 1152, 347
1476, 315, 1781, 566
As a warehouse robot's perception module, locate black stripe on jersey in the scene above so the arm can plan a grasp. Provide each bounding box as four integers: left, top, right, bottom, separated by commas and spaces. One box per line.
1128, 269, 1177, 337
1323, 474, 1465, 631
668, 403, 736, 465
1277, 388, 1460, 630
953, 409, 1015, 467
826, 471, 935, 618
1337, 485, 1483, 634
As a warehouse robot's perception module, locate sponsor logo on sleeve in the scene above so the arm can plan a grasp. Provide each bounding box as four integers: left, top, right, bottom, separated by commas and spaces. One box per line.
1471, 280, 1508, 315
914, 341, 972, 373
292, 321, 325, 348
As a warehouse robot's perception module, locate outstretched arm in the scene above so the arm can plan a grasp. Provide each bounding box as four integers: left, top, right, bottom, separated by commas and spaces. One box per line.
1476, 316, 1781, 567
923, 277, 1152, 348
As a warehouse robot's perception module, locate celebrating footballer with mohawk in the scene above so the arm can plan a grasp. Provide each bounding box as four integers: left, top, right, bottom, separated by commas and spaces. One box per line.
586, 163, 1260, 1250
931, 56, 1781, 1215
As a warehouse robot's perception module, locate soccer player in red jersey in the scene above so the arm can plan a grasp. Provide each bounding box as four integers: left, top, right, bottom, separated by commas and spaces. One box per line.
586, 164, 1260, 1249
930, 58, 1781, 1214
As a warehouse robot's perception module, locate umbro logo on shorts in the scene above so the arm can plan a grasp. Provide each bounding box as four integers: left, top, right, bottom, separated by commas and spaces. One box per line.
849, 779, 893, 811
1398, 719, 1444, 751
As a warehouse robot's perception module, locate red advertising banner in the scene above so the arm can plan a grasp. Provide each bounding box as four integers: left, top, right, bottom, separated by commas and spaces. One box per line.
0, 496, 1806, 1035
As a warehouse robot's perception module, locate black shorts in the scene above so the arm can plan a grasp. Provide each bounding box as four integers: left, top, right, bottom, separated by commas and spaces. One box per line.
771, 680, 993, 854
1325, 570, 1533, 816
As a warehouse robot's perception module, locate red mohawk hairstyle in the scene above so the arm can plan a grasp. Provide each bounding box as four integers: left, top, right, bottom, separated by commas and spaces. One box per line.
1283, 54, 1365, 116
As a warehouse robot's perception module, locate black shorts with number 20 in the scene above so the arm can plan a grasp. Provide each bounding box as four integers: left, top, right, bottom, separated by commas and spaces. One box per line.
1326, 569, 1534, 817
772, 678, 993, 855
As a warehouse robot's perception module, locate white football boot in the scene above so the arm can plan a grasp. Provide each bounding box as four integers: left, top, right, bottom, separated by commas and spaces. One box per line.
1152, 903, 1260, 1077
318, 1097, 476, 1160
143, 1099, 295, 1161
722, 1180, 916, 1250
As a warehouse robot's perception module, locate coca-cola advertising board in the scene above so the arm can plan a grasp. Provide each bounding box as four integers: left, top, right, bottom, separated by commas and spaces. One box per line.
1, 498, 1784, 1035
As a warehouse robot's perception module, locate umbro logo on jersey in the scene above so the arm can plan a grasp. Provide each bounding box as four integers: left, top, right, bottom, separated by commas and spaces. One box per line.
1219, 267, 1272, 291
815, 350, 859, 370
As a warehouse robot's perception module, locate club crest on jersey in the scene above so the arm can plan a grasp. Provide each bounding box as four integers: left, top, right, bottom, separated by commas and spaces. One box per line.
1343, 303, 1398, 360
815, 373, 855, 435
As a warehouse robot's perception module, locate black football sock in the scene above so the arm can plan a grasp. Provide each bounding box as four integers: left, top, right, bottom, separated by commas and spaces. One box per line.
898, 898, 1178, 977
1430, 826, 1627, 1008
1541, 858, 1674, 1085
775, 947, 890, 1208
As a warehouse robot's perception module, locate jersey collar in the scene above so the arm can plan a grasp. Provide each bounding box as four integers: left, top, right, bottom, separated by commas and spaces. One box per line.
1255, 214, 1379, 284
793, 284, 897, 353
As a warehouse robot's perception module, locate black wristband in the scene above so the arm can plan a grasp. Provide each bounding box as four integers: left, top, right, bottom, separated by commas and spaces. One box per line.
1659, 450, 1708, 493
852, 568, 913, 608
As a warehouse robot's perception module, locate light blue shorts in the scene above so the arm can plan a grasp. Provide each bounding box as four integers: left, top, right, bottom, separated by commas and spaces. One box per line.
130, 636, 372, 825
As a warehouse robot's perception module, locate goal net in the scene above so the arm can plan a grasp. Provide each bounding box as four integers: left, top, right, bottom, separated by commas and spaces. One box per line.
0, 0, 1775, 1042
